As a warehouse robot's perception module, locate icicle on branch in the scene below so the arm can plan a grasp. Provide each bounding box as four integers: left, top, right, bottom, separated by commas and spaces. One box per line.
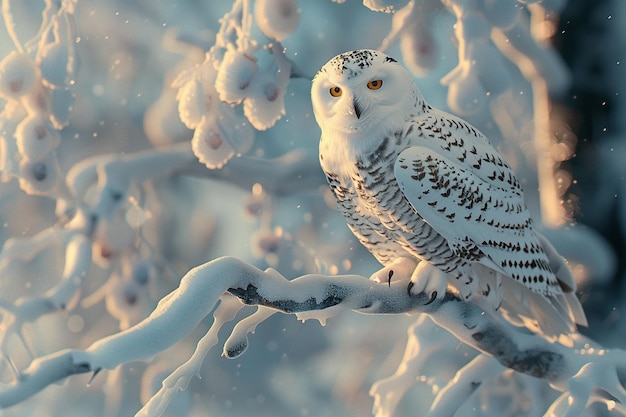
0, 256, 624, 417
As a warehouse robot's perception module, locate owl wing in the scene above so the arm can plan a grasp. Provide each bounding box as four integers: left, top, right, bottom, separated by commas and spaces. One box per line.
393, 115, 588, 339
394, 112, 562, 296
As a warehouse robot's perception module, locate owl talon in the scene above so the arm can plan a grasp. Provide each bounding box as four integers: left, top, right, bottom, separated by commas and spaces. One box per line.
406, 281, 414, 295
425, 291, 438, 305
407, 262, 448, 301
369, 257, 417, 285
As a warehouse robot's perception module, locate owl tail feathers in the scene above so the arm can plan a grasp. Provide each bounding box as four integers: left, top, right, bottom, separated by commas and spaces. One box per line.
536, 232, 588, 328
558, 291, 588, 328
466, 265, 575, 344
498, 279, 583, 347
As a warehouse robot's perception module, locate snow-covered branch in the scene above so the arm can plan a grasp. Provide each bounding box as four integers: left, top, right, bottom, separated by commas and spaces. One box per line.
0, 256, 624, 417
182, 149, 326, 196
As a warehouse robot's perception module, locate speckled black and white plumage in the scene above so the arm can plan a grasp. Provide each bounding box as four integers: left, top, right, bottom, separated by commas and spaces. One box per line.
320, 49, 397, 80
311, 49, 587, 342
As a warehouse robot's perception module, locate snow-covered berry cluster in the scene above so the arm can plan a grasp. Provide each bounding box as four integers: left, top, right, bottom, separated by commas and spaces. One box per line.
0, 1, 77, 195
173, 0, 295, 170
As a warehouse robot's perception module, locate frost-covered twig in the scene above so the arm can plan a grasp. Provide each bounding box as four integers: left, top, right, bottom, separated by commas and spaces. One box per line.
0, 256, 624, 417
136, 295, 245, 417
0, 233, 91, 354
182, 149, 325, 196
67, 140, 324, 203
370, 315, 459, 417
1, 0, 23, 53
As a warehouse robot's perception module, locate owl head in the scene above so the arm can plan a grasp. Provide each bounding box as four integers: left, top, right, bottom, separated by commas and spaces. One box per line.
311, 50, 425, 140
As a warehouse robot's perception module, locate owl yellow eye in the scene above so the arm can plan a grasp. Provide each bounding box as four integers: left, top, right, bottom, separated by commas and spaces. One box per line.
329, 86, 342, 97
367, 79, 383, 90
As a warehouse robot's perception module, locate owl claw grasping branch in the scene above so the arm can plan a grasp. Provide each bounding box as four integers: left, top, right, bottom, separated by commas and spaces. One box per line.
311, 49, 587, 344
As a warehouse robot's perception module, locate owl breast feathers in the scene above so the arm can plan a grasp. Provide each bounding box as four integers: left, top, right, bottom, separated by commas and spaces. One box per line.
311, 49, 586, 344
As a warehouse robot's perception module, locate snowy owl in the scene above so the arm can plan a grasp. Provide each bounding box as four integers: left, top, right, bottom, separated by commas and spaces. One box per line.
311, 49, 587, 342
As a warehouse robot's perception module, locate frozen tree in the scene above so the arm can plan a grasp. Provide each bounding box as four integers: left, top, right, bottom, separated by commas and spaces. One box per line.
0, 0, 623, 416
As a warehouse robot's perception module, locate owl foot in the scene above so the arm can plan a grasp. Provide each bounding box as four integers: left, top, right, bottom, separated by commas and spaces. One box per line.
407, 262, 447, 303
370, 257, 418, 287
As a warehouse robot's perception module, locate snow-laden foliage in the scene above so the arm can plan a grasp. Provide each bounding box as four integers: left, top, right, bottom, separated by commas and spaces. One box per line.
0, 0, 623, 416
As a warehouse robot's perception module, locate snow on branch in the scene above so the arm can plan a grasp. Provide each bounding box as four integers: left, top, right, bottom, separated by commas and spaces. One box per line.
182, 148, 326, 196
0, 256, 624, 417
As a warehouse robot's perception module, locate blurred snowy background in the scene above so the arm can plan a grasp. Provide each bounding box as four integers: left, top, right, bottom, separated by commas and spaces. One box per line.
0, 0, 624, 416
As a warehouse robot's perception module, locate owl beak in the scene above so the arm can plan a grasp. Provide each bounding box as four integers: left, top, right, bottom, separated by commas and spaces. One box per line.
352, 97, 362, 119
